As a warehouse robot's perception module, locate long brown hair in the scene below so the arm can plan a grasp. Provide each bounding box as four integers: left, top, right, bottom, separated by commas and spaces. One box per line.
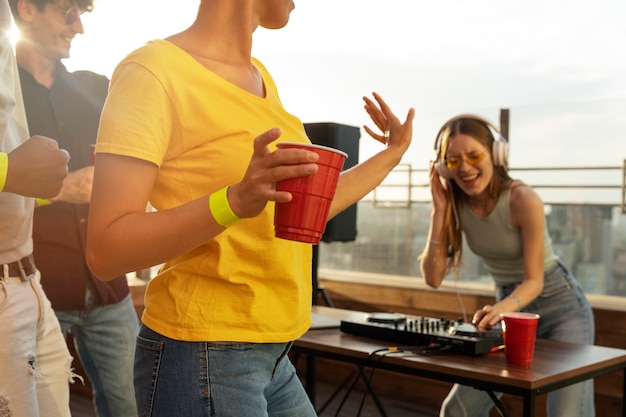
435, 115, 513, 274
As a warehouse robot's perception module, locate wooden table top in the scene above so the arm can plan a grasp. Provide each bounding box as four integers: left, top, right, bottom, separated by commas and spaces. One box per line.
299, 306, 626, 393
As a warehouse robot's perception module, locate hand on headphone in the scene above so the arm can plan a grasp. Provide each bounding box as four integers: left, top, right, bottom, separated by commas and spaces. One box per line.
428, 160, 449, 211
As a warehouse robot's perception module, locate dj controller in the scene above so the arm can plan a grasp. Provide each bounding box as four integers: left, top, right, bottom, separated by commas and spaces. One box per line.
340, 312, 503, 355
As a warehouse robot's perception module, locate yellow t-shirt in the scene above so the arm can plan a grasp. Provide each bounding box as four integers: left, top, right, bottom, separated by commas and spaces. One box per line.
98, 40, 312, 342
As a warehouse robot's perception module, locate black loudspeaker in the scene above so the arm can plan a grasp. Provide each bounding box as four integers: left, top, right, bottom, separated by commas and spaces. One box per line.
304, 122, 360, 242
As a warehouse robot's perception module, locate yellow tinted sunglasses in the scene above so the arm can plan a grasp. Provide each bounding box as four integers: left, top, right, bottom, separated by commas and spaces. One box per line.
444, 151, 487, 169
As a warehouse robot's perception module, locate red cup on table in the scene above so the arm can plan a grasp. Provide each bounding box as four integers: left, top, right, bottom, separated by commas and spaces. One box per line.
500, 312, 541, 367
274, 142, 347, 244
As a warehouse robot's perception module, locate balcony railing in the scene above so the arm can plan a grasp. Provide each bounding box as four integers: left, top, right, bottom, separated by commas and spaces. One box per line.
371, 162, 626, 211
319, 162, 626, 299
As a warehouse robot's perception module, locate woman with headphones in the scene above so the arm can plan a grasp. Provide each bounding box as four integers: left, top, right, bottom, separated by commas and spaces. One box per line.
420, 115, 595, 417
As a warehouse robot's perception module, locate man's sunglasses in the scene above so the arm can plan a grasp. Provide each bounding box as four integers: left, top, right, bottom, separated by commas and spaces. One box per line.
444, 151, 487, 169
52, 3, 89, 26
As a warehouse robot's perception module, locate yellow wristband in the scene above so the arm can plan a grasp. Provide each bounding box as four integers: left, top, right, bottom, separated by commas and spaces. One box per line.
35, 198, 52, 206
209, 186, 241, 228
0, 152, 8, 192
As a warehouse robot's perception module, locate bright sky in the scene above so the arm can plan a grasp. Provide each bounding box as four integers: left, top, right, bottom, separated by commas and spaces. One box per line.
63, 0, 626, 203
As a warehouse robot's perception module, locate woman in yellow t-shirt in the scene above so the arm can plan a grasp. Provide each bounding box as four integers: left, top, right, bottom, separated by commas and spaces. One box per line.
86, 1, 415, 416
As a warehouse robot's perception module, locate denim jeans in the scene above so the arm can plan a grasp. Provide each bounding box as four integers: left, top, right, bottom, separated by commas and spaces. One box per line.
441, 261, 595, 417
134, 324, 317, 417
0, 270, 72, 417
56, 290, 139, 417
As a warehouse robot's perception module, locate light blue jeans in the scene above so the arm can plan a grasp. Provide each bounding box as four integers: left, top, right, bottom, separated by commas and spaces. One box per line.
134, 324, 317, 417
56, 291, 139, 417
441, 261, 595, 417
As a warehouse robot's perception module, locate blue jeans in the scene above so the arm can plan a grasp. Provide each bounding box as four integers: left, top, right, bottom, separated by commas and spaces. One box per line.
441, 261, 595, 417
134, 324, 317, 417
56, 291, 139, 417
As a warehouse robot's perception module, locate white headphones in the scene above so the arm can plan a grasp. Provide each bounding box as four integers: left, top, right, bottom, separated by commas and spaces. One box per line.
434, 114, 508, 180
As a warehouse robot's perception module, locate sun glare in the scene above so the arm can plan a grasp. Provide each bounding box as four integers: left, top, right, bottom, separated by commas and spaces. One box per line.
9, 21, 20, 47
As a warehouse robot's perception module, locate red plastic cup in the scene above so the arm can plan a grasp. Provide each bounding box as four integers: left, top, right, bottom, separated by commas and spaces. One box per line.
500, 312, 541, 367
274, 142, 347, 244
90, 144, 96, 165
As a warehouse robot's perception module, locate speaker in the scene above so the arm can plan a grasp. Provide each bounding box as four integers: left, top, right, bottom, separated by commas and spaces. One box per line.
304, 122, 360, 242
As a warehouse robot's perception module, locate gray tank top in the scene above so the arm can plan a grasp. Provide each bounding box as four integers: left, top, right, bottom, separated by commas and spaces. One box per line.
460, 185, 558, 286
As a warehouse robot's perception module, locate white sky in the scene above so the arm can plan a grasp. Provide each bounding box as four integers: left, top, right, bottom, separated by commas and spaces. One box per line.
64, 0, 626, 203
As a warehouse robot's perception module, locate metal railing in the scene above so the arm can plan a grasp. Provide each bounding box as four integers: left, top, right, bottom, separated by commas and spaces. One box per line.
371, 162, 626, 213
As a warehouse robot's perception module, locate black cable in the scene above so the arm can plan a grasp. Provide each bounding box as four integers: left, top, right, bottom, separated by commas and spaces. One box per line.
332, 364, 364, 417
331, 348, 388, 417
325, 345, 443, 417
356, 348, 406, 417
329, 347, 398, 417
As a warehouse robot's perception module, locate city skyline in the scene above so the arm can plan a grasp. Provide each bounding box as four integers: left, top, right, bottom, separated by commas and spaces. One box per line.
318, 202, 626, 298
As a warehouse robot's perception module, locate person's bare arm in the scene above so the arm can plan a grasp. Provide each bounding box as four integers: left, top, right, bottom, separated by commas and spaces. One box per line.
420, 163, 450, 288
329, 93, 415, 218
473, 184, 546, 327
47, 166, 94, 204
3, 136, 69, 198
87, 128, 319, 280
